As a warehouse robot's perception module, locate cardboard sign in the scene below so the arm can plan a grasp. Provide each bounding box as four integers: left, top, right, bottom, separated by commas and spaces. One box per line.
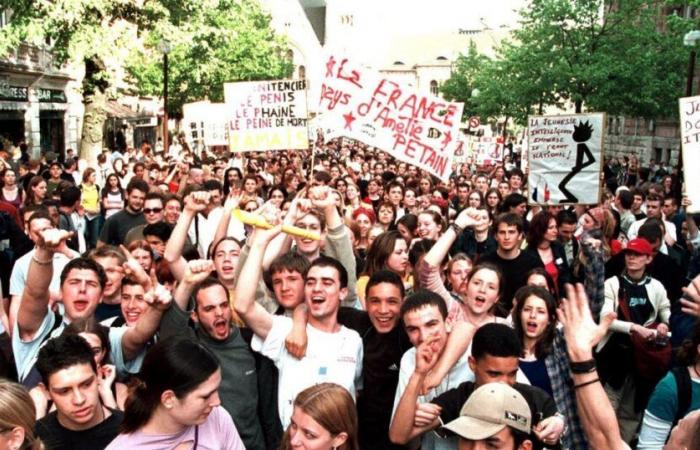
182, 101, 229, 147
680, 96, 700, 213
527, 113, 605, 205
317, 54, 463, 181
224, 80, 309, 152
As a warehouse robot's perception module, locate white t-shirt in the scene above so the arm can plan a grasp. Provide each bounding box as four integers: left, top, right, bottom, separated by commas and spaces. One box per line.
391, 347, 474, 450
10, 249, 71, 297
251, 315, 363, 428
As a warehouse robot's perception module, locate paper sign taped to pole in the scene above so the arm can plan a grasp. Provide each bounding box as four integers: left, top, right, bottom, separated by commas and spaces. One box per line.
680, 96, 700, 213
317, 54, 463, 181
527, 113, 605, 205
224, 79, 309, 152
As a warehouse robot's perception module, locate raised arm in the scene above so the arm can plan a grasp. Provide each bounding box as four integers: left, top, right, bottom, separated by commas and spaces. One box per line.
164, 191, 209, 280
17, 229, 71, 340
121, 284, 172, 360
309, 186, 357, 306
558, 283, 625, 450
173, 260, 216, 311
234, 226, 281, 339
212, 192, 240, 249
389, 338, 442, 444
420, 208, 479, 305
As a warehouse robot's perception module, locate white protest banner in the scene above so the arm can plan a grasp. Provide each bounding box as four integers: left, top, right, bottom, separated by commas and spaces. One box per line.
224, 79, 308, 151
679, 96, 700, 213
317, 54, 463, 181
527, 113, 604, 205
473, 137, 503, 166
182, 101, 229, 147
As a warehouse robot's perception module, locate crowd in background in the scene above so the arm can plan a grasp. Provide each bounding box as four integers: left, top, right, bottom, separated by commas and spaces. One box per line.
0, 133, 697, 449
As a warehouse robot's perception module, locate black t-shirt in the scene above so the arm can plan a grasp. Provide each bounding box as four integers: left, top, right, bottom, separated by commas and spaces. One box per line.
337, 307, 412, 450
98, 209, 145, 246
433, 381, 558, 428
480, 250, 543, 316
36, 409, 124, 450
618, 275, 653, 325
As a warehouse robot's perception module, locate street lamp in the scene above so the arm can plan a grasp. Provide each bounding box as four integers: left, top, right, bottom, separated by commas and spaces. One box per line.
684, 30, 700, 96
159, 39, 171, 155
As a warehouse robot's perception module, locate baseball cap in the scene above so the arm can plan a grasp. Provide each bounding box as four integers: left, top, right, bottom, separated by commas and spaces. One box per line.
442, 383, 531, 441
624, 238, 653, 256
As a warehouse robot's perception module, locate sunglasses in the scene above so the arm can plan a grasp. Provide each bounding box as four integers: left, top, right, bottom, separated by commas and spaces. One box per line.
143, 207, 163, 214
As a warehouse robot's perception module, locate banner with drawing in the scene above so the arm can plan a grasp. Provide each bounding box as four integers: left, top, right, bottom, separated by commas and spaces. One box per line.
680, 96, 700, 213
224, 80, 309, 152
527, 113, 605, 205
317, 54, 463, 181
473, 137, 503, 166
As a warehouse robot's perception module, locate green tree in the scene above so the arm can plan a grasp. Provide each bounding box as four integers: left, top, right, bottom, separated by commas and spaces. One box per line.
440, 41, 488, 119
0, 0, 291, 163
128, 0, 292, 116
443, 0, 692, 127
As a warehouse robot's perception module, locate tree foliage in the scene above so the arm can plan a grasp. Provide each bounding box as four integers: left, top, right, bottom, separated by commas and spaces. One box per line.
128, 0, 293, 115
443, 0, 694, 126
0, 0, 291, 159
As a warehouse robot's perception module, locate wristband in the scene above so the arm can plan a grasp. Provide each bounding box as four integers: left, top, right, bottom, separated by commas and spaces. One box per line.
450, 223, 464, 235
569, 359, 596, 374
32, 254, 53, 266
573, 378, 600, 390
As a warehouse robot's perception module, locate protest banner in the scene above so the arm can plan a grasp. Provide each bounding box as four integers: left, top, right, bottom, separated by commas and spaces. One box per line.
679, 96, 700, 213
473, 137, 503, 166
317, 54, 464, 181
527, 113, 605, 205
182, 101, 229, 148
224, 79, 309, 152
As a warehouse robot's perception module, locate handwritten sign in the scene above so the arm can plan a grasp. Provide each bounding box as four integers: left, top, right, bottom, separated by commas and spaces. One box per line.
317, 54, 463, 181
473, 137, 503, 166
182, 101, 229, 147
224, 80, 309, 152
680, 96, 700, 213
527, 113, 604, 205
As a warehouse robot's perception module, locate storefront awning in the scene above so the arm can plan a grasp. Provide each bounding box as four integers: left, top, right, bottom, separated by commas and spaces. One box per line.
105, 101, 139, 119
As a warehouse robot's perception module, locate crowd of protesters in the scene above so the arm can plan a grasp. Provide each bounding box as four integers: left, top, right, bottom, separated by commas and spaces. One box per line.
0, 134, 698, 450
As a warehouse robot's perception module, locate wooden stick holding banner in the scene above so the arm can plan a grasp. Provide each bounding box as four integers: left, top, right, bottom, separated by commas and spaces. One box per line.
679, 96, 700, 213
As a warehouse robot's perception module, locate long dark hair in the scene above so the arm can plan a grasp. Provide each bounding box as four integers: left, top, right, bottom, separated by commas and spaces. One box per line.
363, 230, 406, 277
121, 337, 220, 433
512, 285, 558, 359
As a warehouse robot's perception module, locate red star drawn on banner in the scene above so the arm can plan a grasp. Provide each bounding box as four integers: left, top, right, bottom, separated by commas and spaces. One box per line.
343, 111, 356, 130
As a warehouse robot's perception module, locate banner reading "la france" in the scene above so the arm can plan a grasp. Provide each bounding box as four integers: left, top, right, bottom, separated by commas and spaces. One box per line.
316, 53, 464, 181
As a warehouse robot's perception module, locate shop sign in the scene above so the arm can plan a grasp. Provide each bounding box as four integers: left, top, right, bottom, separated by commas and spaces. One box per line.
37, 88, 67, 103
0, 85, 28, 102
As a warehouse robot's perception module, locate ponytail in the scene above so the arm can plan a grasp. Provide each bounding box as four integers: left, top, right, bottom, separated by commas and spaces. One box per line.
120, 337, 220, 433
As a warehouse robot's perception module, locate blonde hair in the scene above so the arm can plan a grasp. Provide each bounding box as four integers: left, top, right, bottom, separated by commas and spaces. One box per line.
0, 382, 43, 449
281, 383, 358, 450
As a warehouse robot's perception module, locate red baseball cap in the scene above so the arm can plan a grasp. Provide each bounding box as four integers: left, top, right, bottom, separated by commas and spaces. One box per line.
625, 238, 653, 256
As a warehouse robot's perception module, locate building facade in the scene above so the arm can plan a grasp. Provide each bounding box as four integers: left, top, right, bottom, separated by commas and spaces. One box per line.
0, 9, 84, 159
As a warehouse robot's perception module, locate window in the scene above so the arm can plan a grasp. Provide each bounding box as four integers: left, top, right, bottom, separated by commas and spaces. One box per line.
430, 80, 439, 96
340, 15, 354, 26
286, 50, 294, 62
0, 10, 8, 28
436, 56, 448, 61
654, 148, 663, 164
298, 65, 306, 79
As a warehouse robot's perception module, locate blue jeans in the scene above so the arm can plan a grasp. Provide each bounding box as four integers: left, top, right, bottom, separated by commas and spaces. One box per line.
84, 215, 103, 250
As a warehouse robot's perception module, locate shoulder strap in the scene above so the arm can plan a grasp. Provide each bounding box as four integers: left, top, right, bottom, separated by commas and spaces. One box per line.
672, 366, 692, 426
615, 276, 632, 321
